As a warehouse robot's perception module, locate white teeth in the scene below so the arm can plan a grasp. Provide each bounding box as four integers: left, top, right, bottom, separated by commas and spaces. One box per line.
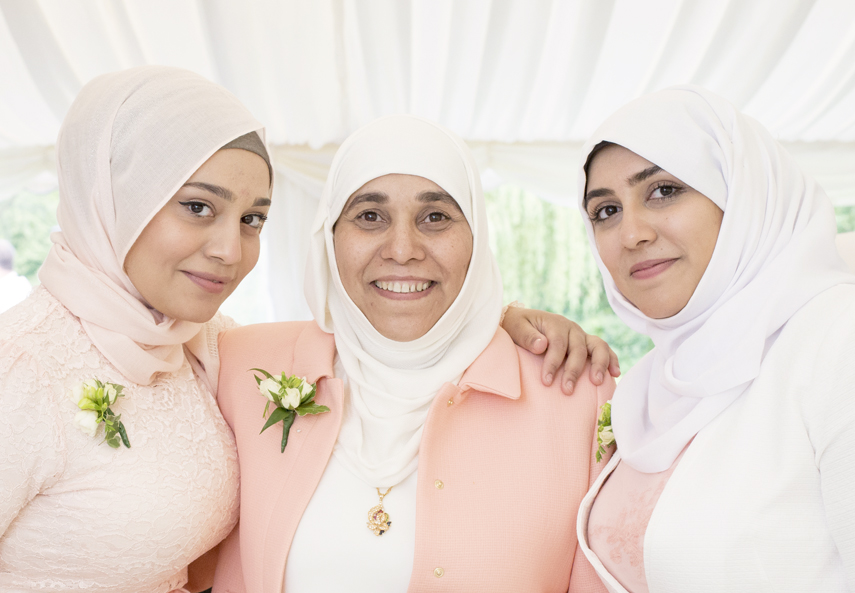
374, 280, 432, 294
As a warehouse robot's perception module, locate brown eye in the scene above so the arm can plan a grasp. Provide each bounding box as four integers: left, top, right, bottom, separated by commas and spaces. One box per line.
241, 213, 267, 229
595, 205, 620, 220
360, 211, 379, 222
427, 212, 447, 223
651, 184, 681, 200
178, 201, 212, 216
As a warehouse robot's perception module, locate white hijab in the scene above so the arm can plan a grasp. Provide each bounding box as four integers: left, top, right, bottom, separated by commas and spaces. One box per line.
305, 115, 503, 487
578, 86, 855, 473
39, 66, 266, 387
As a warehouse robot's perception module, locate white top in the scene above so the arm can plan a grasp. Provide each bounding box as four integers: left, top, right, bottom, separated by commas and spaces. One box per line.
577, 285, 855, 592
284, 357, 417, 591
0, 287, 240, 592
0, 271, 31, 313
284, 455, 417, 592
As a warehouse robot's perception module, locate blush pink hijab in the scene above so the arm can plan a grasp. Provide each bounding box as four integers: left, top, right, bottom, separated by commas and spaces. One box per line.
39, 66, 265, 387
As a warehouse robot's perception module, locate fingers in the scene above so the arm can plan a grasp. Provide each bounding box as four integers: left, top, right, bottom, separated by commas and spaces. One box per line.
608, 349, 621, 377
560, 327, 588, 394
540, 326, 568, 387
501, 307, 548, 355
587, 336, 612, 385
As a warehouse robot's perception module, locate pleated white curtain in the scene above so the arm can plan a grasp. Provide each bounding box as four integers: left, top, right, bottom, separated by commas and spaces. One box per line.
2, 0, 855, 319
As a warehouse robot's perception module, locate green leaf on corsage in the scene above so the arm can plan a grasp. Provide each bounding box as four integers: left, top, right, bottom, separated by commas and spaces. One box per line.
252, 369, 330, 452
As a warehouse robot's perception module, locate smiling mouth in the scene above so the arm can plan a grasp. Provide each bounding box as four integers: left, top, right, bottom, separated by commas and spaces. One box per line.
373, 280, 434, 294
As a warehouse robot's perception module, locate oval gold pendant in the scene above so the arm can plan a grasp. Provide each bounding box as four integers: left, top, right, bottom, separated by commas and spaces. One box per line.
367, 503, 392, 536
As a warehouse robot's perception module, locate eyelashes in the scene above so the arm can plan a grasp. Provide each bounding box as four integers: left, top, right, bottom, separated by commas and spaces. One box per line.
587, 182, 685, 224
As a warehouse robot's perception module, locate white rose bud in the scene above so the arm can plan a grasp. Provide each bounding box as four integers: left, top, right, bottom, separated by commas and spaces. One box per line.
104, 384, 118, 405
258, 378, 280, 402
600, 428, 614, 446
283, 387, 302, 410
70, 383, 85, 406
73, 410, 99, 437
299, 380, 313, 398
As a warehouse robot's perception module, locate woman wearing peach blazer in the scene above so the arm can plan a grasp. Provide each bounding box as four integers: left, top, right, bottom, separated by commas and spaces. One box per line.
211, 115, 615, 592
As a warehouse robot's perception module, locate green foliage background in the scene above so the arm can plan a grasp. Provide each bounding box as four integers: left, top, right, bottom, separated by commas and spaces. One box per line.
485, 185, 654, 371
0, 191, 59, 282
2, 189, 854, 372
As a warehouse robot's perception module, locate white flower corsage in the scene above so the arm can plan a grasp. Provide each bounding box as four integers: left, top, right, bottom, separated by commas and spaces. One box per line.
70, 379, 130, 449
596, 399, 614, 462
253, 369, 330, 452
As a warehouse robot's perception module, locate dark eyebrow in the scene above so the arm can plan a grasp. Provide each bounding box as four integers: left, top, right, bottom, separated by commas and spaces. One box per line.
344, 192, 388, 211
418, 190, 463, 213
627, 165, 663, 186
583, 187, 616, 208
183, 181, 270, 208
183, 181, 234, 202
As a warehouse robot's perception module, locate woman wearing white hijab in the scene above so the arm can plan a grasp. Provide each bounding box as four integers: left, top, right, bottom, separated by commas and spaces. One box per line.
0, 66, 273, 592
574, 86, 855, 592
211, 115, 614, 592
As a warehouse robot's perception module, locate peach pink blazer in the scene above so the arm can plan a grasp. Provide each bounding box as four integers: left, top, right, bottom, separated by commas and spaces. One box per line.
211, 321, 614, 593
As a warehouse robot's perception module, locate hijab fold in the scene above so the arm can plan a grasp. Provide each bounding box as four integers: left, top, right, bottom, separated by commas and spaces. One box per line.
578, 86, 855, 473
305, 115, 503, 487
39, 66, 266, 387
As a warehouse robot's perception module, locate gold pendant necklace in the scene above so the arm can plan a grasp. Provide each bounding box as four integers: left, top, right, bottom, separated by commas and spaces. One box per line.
366, 486, 393, 536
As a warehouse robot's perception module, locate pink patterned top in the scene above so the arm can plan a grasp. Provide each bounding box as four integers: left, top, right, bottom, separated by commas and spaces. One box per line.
586, 446, 689, 593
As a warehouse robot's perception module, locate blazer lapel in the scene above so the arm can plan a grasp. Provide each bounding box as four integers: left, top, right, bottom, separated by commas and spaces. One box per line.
259, 376, 344, 592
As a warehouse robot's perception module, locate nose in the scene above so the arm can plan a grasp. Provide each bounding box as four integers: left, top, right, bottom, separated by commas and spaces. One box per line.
619, 205, 657, 249
205, 221, 242, 265
380, 221, 425, 264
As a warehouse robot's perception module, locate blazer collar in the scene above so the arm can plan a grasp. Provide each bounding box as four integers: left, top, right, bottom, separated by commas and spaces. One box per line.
293, 321, 336, 383
458, 327, 522, 400
300, 324, 522, 401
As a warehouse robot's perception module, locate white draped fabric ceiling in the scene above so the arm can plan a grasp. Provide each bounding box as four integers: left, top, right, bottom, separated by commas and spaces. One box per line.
2, 0, 855, 319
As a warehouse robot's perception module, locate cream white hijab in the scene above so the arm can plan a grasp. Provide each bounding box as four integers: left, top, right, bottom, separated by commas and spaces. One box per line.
39, 66, 266, 387
305, 115, 503, 487
578, 86, 855, 473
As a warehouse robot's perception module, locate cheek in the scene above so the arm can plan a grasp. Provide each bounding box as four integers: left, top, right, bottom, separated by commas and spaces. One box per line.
444, 230, 474, 284
237, 235, 262, 279
333, 227, 367, 286
594, 230, 621, 278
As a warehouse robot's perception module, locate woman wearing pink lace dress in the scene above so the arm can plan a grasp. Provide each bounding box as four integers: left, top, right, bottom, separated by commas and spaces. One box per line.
0, 66, 272, 593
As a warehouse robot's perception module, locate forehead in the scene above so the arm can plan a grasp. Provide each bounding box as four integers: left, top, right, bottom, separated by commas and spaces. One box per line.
587, 144, 657, 184
352, 173, 447, 199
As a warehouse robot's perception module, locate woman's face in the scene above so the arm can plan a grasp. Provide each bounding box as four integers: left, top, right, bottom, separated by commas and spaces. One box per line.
124, 149, 271, 323
585, 144, 723, 319
334, 173, 474, 341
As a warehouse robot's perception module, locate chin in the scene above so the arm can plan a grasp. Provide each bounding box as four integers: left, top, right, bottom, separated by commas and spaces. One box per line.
160, 298, 223, 324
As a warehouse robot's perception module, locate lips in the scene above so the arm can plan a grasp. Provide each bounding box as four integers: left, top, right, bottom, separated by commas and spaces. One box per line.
182, 270, 232, 294
629, 258, 678, 280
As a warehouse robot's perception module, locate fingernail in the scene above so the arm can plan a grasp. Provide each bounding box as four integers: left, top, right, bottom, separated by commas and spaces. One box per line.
565, 380, 574, 392
545, 373, 554, 384
533, 337, 544, 348
596, 372, 604, 383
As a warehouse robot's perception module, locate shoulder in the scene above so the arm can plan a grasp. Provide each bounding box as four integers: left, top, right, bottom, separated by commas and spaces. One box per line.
772, 286, 855, 443
773, 285, 855, 382
514, 340, 614, 408
0, 287, 91, 382
218, 320, 332, 362
0, 286, 68, 345
781, 284, 855, 344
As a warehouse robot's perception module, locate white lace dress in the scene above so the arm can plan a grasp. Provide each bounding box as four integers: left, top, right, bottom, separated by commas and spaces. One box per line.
0, 286, 240, 592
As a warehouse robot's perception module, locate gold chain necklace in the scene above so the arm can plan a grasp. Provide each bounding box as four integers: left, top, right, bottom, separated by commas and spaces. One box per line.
366, 486, 393, 536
